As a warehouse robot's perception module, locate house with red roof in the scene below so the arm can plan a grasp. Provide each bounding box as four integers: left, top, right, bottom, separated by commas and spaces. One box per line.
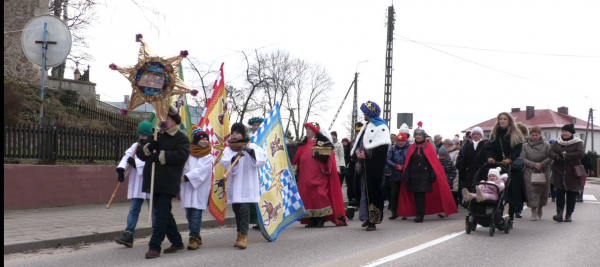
464, 106, 599, 153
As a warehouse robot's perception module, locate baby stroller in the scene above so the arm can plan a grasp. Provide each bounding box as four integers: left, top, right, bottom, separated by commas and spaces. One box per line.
465, 163, 512, 237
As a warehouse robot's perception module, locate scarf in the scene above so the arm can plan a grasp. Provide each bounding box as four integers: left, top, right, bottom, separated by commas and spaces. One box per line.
191, 143, 212, 158
473, 140, 481, 150
369, 116, 388, 127
228, 138, 250, 152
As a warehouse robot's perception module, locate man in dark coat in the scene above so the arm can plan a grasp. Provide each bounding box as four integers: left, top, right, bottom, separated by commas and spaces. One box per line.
350, 101, 391, 231
137, 106, 190, 259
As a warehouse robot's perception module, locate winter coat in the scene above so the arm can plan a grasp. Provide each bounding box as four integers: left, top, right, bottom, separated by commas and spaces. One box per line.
137, 127, 190, 197
446, 145, 460, 164
548, 137, 585, 191
485, 128, 525, 206
333, 141, 346, 170
405, 143, 437, 193
440, 159, 457, 191
456, 140, 488, 189
386, 142, 410, 181
521, 139, 552, 208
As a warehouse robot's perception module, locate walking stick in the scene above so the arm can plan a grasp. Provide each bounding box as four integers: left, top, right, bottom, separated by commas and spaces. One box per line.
106, 144, 139, 209
223, 141, 252, 181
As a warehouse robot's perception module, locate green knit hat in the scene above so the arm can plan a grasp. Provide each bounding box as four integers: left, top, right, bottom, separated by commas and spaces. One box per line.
137, 121, 154, 137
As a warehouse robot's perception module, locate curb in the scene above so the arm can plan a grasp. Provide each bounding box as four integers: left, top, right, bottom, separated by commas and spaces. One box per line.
4, 217, 237, 255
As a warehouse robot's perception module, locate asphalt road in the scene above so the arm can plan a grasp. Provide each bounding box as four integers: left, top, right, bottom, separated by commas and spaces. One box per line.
5, 183, 600, 267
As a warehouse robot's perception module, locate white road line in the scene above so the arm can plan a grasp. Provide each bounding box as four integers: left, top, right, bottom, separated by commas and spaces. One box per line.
583, 195, 598, 201
587, 201, 600, 204
361, 231, 465, 267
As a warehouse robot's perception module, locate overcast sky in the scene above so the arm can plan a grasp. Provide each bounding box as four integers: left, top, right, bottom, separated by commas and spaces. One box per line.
86, 0, 600, 139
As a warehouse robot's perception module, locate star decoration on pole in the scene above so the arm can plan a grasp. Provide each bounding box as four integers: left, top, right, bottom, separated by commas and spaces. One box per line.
109, 34, 193, 125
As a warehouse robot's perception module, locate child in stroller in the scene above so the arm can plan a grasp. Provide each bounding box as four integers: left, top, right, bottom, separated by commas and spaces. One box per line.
462, 167, 507, 203
464, 164, 512, 236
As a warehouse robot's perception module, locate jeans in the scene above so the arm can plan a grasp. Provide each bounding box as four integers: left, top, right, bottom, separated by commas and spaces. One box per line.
185, 208, 203, 237
125, 198, 156, 234
232, 203, 252, 235
149, 193, 183, 251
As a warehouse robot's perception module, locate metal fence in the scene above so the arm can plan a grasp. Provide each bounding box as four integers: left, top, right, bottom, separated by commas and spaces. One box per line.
4, 124, 137, 163
63, 101, 141, 132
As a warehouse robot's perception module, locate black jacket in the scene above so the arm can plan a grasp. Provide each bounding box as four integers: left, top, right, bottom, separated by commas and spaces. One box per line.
485, 128, 523, 163
456, 140, 488, 189
405, 144, 437, 193
137, 127, 190, 197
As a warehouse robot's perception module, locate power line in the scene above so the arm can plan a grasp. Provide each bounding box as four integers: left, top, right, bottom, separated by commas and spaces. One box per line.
395, 34, 600, 58
395, 34, 546, 85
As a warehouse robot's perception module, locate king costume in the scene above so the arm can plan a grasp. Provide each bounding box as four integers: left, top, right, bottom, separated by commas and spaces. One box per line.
350, 101, 391, 231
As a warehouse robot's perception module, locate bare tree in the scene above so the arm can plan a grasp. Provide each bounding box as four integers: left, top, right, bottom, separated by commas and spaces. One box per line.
261, 49, 295, 111
226, 85, 262, 123
186, 57, 218, 108
299, 63, 334, 137
238, 49, 269, 123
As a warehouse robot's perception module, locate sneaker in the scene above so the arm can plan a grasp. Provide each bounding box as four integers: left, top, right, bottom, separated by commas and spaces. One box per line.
115, 232, 134, 248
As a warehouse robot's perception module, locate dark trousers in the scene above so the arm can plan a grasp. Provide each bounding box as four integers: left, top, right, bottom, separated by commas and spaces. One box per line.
550, 184, 556, 200
384, 175, 391, 203
149, 193, 183, 251
556, 189, 578, 214
233, 203, 252, 235
389, 181, 401, 215
414, 192, 426, 217
346, 166, 356, 201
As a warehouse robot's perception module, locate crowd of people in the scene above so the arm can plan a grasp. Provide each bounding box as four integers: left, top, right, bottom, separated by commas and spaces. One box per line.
110, 102, 592, 259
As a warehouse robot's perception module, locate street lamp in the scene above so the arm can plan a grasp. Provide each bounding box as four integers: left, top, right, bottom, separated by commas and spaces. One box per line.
356, 60, 369, 73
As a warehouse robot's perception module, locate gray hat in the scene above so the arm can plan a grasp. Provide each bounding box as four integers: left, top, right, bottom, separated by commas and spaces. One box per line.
434, 134, 443, 141
438, 146, 450, 159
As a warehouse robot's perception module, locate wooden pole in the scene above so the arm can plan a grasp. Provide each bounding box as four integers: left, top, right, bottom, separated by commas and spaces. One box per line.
149, 121, 159, 225
106, 144, 139, 209
223, 141, 252, 181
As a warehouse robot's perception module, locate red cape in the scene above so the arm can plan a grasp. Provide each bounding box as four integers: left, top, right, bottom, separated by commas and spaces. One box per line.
293, 142, 347, 226
397, 143, 458, 217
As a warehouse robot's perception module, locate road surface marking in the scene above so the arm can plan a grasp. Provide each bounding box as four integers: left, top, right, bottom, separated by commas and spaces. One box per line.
583, 195, 598, 201
362, 231, 465, 267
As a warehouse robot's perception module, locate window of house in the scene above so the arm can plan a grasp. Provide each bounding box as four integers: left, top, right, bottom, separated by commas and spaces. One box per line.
543, 132, 551, 141
581, 134, 586, 140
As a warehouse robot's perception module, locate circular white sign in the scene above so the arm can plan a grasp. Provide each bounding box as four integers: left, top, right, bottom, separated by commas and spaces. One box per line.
21, 15, 72, 67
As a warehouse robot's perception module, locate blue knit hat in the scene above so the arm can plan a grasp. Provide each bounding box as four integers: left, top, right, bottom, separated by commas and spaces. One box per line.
360, 101, 381, 118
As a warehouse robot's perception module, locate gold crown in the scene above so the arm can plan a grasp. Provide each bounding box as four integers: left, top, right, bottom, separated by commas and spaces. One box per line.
355, 125, 363, 131
310, 122, 320, 130
365, 101, 377, 112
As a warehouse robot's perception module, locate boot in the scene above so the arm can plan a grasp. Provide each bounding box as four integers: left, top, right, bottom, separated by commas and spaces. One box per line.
115, 232, 134, 248
538, 207, 543, 220
564, 212, 573, 222
316, 217, 326, 228
530, 208, 538, 221
361, 221, 369, 227
145, 250, 160, 259
366, 223, 377, 231
462, 188, 472, 202
305, 218, 318, 228
237, 234, 248, 249
163, 245, 184, 254
414, 216, 424, 223
389, 211, 398, 220
553, 209, 564, 222
187, 236, 201, 250
234, 232, 242, 247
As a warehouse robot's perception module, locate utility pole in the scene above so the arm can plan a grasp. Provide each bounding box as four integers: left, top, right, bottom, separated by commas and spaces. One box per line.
585, 108, 596, 154
351, 72, 358, 140
383, 5, 396, 127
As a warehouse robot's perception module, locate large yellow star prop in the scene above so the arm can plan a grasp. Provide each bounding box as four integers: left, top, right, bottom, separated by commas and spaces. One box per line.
109, 34, 193, 124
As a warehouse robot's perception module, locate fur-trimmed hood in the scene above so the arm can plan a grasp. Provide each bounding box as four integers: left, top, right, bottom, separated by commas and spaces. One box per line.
351, 121, 391, 155
557, 136, 583, 146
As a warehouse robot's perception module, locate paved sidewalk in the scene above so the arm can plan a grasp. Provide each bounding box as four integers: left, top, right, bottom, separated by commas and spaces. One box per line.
4, 184, 353, 254
4, 201, 236, 254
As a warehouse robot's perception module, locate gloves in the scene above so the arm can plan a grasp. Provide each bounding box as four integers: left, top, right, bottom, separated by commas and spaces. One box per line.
127, 157, 137, 168
501, 159, 512, 166
231, 152, 245, 164
395, 165, 402, 171
147, 140, 160, 152
488, 158, 496, 164
242, 146, 256, 159
149, 152, 161, 163
183, 175, 190, 183
116, 168, 125, 182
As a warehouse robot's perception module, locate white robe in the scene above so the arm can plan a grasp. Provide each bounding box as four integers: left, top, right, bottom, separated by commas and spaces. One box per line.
118, 143, 149, 200
220, 143, 267, 204
180, 154, 214, 210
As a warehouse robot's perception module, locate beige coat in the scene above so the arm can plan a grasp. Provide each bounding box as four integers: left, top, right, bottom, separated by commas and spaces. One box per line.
521, 140, 552, 208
